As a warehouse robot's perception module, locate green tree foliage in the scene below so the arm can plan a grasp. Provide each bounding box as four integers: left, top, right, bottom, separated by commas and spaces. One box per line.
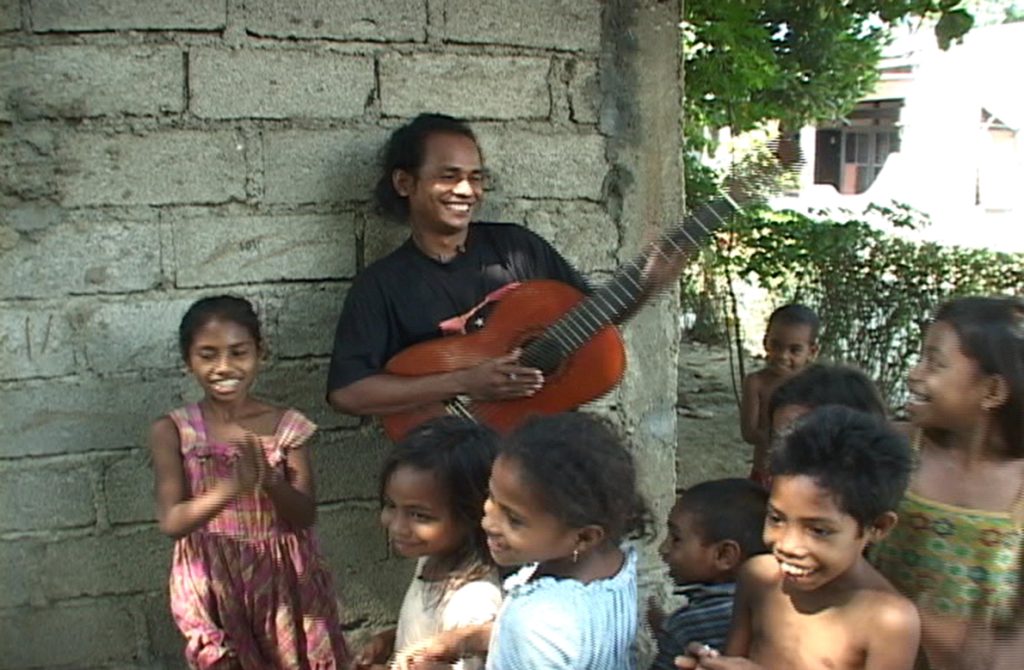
683, 1, 978, 204
689, 206, 1024, 408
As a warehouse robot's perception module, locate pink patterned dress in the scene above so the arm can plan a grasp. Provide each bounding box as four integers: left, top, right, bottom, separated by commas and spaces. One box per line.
167, 404, 349, 669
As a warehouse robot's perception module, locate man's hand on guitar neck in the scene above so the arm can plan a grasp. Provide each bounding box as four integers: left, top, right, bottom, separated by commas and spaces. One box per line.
641, 239, 688, 296
328, 350, 543, 417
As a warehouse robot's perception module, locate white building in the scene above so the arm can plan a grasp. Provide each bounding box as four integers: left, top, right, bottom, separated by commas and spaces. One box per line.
775, 22, 1024, 251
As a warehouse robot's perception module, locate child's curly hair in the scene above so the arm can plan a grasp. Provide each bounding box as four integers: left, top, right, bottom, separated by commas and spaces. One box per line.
500, 412, 651, 544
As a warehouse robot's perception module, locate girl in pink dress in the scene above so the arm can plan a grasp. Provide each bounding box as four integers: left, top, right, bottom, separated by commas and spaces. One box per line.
150, 295, 349, 669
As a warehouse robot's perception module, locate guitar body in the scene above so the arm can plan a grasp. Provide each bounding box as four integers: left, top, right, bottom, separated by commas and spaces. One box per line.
379, 189, 751, 441
382, 280, 626, 441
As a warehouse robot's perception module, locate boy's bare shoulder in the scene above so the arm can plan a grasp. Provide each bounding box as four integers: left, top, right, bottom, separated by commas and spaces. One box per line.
745, 368, 773, 382
743, 368, 775, 392
874, 590, 919, 632
738, 554, 781, 589
850, 567, 920, 634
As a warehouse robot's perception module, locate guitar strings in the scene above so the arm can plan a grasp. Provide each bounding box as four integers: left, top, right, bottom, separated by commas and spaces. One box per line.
454, 197, 738, 428
537, 199, 728, 361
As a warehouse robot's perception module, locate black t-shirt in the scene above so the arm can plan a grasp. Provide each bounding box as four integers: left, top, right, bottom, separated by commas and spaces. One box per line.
327, 222, 589, 393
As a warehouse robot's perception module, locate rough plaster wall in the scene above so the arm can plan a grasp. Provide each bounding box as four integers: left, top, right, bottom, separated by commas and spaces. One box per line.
0, 0, 683, 667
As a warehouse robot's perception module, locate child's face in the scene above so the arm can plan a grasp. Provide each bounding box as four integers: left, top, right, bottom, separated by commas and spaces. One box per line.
763, 322, 818, 376
186, 318, 260, 402
658, 502, 723, 585
482, 454, 580, 567
763, 475, 871, 593
907, 320, 992, 431
381, 465, 467, 560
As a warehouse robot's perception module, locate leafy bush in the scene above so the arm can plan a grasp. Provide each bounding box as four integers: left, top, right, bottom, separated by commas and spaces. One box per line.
684, 204, 1024, 409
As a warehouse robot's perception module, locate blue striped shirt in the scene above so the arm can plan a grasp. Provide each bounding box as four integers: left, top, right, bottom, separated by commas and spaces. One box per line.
651, 582, 736, 670
486, 547, 638, 670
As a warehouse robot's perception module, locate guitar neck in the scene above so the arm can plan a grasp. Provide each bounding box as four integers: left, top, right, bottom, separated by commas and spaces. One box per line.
520, 196, 739, 372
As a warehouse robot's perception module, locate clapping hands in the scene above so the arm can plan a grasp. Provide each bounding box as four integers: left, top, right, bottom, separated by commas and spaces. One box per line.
230, 433, 266, 496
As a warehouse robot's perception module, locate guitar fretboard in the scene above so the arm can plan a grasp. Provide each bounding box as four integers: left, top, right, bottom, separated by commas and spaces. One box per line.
520, 197, 738, 373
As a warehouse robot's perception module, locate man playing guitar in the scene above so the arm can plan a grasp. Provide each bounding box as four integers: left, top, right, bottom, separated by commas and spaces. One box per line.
327, 113, 591, 419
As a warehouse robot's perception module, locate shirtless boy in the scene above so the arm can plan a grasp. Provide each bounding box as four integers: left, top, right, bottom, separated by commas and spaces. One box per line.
741, 304, 820, 484
679, 405, 920, 670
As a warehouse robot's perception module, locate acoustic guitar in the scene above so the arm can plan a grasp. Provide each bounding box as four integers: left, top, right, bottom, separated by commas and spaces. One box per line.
378, 193, 747, 442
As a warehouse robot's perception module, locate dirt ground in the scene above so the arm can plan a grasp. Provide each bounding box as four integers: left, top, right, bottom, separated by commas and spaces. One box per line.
675, 336, 754, 489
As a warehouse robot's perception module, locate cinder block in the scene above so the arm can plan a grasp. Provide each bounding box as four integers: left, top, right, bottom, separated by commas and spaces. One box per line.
0, 376, 180, 457
362, 212, 410, 265
473, 196, 612, 271
0, 540, 44, 608
78, 296, 195, 374
262, 128, 386, 205
190, 48, 373, 120
443, 0, 601, 51
105, 449, 156, 525
42, 526, 171, 599
335, 556, 411, 626
0, 599, 138, 668
316, 505, 387, 568
171, 214, 356, 288
0, 459, 96, 531
1, 202, 64, 231
243, 0, 425, 42
380, 54, 550, 120
0, 47, 184, 121
256, 359, 359, 431
263, 283, 348, 359
0, 125, 61, 201
524, 200, 617, 273
31, 0, 226, 32
478, 128, 606, 199
141, 592, 187, 662
318, 505, 410, 624
569, 59, 600, 124
0, 221, 162, 300
313, 429, 389, 502
0, 305, 76, 381
0, 2, 20, 32
60, 130, 246, 207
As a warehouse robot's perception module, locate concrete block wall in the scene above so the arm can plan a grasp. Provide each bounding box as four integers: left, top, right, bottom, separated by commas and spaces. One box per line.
0, 1, 683, 668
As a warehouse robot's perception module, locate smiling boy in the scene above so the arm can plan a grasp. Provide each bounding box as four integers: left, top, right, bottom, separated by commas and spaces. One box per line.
741, 304, 821, 483
678, 406, 920, 670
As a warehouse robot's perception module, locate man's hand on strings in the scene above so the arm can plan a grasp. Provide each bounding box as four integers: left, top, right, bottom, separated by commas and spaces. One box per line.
456, 349, 543, 401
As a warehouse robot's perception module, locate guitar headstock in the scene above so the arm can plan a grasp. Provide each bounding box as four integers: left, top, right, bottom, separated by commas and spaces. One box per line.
656, 135, 805, 261
722, 136, 804, 209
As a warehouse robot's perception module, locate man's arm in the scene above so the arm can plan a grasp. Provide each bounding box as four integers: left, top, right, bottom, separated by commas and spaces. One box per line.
328, 352, 543, 416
